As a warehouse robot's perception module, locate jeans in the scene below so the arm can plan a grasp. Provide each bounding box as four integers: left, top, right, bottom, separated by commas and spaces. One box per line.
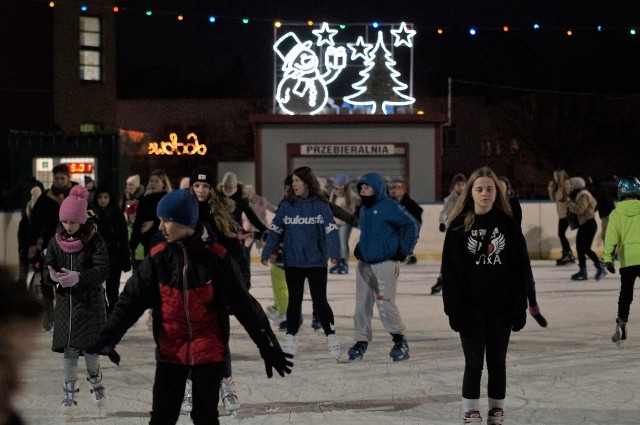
338, 224, 353, 260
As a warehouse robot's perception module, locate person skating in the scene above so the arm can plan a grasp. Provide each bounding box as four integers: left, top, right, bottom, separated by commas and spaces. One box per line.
603, 176, 640, 346
389, 179, 423, 265
442, 166, 528, 424
348, 172, 419, 362
85, 190, 293, 425
548, 169, 576, 266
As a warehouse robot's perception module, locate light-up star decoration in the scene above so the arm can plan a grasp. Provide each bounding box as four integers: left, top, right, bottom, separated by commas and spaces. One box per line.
312, 22, 339, 46
347, 36, 373, 61
390, 21, 416, 47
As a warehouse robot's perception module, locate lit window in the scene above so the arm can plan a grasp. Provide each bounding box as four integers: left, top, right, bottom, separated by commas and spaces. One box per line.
80, 122, 103, 133
79, 16, 101, 81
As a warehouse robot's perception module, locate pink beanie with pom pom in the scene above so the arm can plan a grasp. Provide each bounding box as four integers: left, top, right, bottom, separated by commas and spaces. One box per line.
59, 185, 89, 224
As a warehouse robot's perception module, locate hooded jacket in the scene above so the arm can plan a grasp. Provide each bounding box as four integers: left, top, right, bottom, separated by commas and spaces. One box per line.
604, 199, 640, 268
355, 173, 420, 264
261, 194, 340, 268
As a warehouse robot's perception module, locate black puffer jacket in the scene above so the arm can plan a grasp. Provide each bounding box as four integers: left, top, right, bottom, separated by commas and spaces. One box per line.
103, 223, 279, 366
45, 228, 110, 352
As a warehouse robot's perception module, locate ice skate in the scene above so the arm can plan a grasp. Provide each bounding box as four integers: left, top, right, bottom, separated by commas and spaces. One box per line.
220, 376, 240, 416
612, 318, 627, 346
87, 371, 105, 404
556, 251, 575, 266
390, 336, 410, 362
265, 305, 285, 323
282, 333, 298, 356
487, 407, 505, 424
61, 380, 78, 407
338, 259, 349, 274
571, 266, 587, 281
430, 277, 442, 295
311, 313, 322, 331
182, 378, 192, 412
347, 341, 368, 362
463, 410, 482, 423
327, 334, 341, 360
595, 261, 607, 281
405, 254, 417, 265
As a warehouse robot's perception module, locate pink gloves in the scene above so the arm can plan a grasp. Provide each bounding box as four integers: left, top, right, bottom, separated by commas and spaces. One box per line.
47, 266, 80, 288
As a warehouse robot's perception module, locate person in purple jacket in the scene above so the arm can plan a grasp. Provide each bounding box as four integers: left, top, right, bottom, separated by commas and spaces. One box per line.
261, 166, 342, 360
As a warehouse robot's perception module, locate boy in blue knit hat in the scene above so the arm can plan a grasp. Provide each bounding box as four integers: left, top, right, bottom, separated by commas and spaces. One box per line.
87, 189, 293, 425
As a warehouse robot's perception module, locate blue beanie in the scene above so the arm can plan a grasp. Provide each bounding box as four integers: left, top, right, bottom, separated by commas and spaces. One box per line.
334, 172, 348, 185
156, 189, 198, 229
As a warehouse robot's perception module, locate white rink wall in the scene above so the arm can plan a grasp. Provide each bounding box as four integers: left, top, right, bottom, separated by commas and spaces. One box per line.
0, 202, 604, 271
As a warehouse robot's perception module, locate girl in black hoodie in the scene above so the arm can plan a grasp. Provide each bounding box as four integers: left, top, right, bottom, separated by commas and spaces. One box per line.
442, 166, 528, 425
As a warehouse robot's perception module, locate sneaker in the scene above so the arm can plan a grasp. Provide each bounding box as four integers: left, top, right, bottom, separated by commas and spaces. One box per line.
528, 305, 548, 328
265, 305, 285, 323
463, 410, 482, 423
390, 336, 410, 362
61, 381, 78, 407
612, 318, 627, 346
182, 379, 193, 412
347, 341, 368, 361
487, 407, 505, 424
327, 334, 341, 359
282, 333, 298, 356
220, 377, 240, 412
87, 372, 105, 402
430, 277, 442, 295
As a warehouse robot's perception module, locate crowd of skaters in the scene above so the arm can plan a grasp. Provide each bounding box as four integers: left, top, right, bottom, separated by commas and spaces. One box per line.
6, 162, 640, 425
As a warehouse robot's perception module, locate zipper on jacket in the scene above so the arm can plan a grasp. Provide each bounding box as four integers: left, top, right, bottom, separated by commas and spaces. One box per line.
182, 245, 194, 365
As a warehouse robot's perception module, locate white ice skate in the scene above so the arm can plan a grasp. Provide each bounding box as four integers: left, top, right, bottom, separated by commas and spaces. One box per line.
282, 333, 298, 356
87, 371, 106, 406
220, 376, 240, 417
61, 380, 78, 407
327, 334, 341, 360
182, 378, 192, 412
612, 318, 627, 347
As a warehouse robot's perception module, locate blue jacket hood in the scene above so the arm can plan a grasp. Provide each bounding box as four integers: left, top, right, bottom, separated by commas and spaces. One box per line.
357, 173, 387, 204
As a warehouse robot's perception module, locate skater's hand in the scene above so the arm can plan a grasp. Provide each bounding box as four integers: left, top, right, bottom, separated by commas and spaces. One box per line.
439, 223, 446, 233
48, 265, 63, 283
58, 268, 80, 287
260, 346, 294, 378
512, 310, 526, 332
392, 253, 407, 262
448, 315, 465, 333
85, 333, 116, 355
605, 262, 615, 274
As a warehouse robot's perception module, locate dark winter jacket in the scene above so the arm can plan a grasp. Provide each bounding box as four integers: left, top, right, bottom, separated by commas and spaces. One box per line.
26, 183, 77, 249
226, 185, 269, 234
130, 191, 167, 254
45, 227, 110, 352
92, 196, 131, 273
261, 194, 340, 268
442, 208, 528, 334
102, 224, 279, 366
398, 193, 424, 224
196, 199, 251, 287
355, 173, 420, 264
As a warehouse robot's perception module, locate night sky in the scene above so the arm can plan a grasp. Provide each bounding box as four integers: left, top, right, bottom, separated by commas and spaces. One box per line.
115, 0, 640, 99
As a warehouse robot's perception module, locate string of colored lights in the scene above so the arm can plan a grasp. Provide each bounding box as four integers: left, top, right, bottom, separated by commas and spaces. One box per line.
40, 0, 639, 36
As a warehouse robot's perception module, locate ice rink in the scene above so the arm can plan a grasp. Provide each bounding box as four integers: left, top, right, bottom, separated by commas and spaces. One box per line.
14, 260, 640, 424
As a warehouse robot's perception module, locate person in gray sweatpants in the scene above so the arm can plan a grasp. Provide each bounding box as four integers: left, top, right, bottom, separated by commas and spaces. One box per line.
348, 172, 420, 362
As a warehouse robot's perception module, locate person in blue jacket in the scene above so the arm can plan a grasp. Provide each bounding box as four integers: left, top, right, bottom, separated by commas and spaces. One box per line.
261, 166, 342, 360
347, 172, 420, 362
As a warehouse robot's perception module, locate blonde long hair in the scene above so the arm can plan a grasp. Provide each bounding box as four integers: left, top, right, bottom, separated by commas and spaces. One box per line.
446, 166, 512, 232
190, 185, 238, 238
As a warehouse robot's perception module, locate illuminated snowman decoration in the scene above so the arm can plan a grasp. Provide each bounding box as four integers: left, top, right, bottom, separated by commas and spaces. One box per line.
273, 25, 347, 115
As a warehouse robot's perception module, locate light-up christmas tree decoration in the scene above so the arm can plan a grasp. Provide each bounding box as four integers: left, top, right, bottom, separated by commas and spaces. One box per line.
343, 31, 415, 114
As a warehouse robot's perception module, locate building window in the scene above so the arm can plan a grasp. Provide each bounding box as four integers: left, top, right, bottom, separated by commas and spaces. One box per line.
79, 16, 101, 81
80, 122, 104, 133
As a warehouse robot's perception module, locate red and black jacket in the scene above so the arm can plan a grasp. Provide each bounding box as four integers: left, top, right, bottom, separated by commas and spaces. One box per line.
104, 223, 278, 365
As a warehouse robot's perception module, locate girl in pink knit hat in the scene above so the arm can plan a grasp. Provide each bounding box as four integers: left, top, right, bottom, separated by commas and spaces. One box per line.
44, 185, 110, 408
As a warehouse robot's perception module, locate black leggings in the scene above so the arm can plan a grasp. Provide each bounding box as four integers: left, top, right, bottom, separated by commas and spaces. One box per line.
617, 265, 640, 321
284, 267, 335, 336
460, 315, 511, 400
558, 217, 572, 253
576, 218, 599, 268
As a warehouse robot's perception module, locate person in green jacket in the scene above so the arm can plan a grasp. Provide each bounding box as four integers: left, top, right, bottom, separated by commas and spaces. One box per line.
604, 176, 640, 346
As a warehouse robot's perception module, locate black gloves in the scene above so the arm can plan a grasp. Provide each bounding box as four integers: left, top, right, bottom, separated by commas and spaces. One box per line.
439, 223, 446, 233
260, 346, 294, 378
512, 310, 526, 332
605, 262, 615, 274
448, 315, 465, 333
354, 244, 362, 261
85, 333, 116, 355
